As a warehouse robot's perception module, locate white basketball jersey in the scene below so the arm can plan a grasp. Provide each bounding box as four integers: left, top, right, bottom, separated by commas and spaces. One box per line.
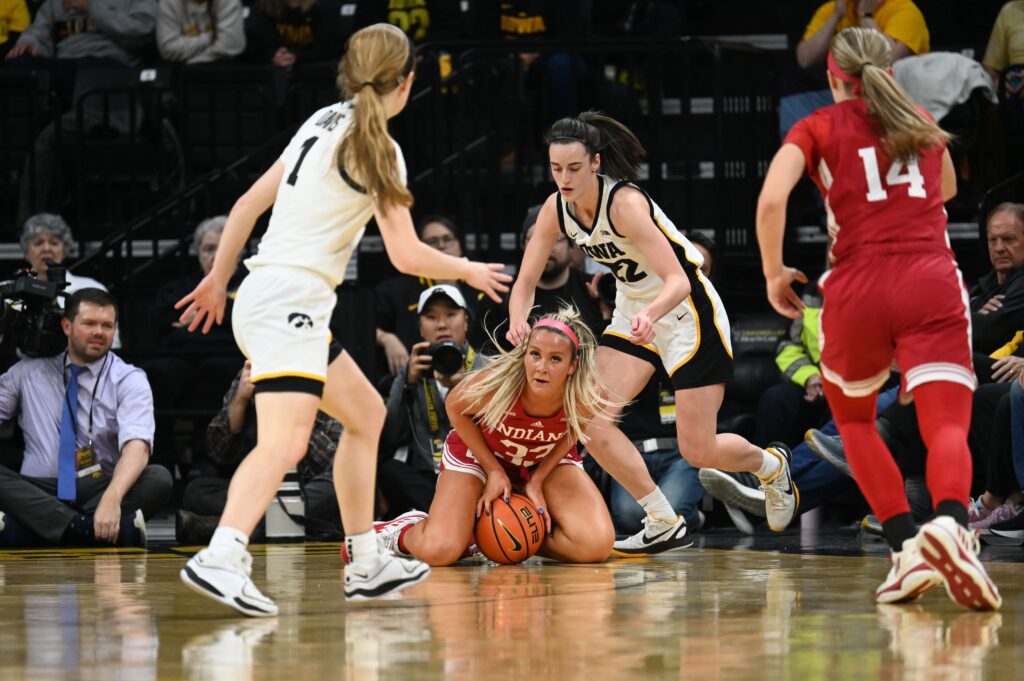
557, 176, 705, 301
245, 101, 407, 286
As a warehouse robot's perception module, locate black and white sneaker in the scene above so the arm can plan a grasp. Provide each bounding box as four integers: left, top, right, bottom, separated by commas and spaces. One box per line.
611, 514, 692, 557
344, 553, 431, 600
180, 548, 279, 617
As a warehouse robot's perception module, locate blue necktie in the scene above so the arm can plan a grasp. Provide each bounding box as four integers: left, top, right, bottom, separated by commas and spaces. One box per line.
57, 365, 83, 501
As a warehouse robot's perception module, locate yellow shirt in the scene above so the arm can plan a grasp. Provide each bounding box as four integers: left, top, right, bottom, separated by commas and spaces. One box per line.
0, 0, 29, 45
803, 0, 930, 55
984, 0, 1024, 71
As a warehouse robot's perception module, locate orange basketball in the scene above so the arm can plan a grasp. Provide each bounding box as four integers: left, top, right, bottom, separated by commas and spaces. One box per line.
475, 493, 546, 564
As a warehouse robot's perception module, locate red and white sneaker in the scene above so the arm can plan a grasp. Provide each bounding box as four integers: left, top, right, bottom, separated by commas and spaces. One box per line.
917, 516, 1002, 611
875, 538, 943, 604
340, 511, 427, 563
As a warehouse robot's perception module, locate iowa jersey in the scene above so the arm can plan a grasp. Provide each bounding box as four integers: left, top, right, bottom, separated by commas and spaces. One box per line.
556, 176, 705, 301
245, 101, 408, 287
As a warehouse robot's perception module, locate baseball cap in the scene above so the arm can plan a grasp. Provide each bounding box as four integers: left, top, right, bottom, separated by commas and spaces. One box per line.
416, 284, 468, 314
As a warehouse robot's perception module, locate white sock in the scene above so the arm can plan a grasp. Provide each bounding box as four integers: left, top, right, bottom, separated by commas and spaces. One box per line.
638, 488, 677, 524
209, 526, 249, 555
346, 530, 379, 567
755, 449, 782, 481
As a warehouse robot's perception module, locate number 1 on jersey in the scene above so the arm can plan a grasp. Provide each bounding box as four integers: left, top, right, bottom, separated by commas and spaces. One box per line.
286, 136, 319, 186
857, 147, 926, 202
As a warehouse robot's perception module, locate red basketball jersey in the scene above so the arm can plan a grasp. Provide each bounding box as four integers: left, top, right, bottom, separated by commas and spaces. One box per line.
447, 397, 571, 468
784, 99, 950, 264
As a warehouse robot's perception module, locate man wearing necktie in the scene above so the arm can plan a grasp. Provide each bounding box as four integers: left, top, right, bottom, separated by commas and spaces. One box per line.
0, 288, 171, 546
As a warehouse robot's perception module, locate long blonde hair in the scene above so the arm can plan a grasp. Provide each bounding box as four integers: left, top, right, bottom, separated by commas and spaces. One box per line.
831, 27, 950, 162
459, 307, 618, 444
336, 23, 414, 210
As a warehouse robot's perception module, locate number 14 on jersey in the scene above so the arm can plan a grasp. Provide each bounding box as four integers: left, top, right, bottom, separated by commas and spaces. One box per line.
857, 147, 926, 202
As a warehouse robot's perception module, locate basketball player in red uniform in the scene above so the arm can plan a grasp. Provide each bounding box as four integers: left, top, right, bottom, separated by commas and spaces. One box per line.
757, 27, 1000, 610
365, 308, 617, 565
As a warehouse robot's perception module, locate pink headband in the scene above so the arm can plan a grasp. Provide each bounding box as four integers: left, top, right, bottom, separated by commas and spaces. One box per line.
532, 318, 580, 351
827, 52, 862, 94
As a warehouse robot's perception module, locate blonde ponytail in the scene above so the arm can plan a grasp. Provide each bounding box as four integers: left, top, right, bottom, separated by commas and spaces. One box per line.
336, 23, 415, 210
831, 27, 950, 162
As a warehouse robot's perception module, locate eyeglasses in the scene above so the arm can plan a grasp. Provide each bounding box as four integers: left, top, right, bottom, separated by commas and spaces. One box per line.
424, 235, 457, 248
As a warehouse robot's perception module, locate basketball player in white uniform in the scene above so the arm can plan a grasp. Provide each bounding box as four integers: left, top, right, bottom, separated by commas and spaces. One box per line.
509, 112, 798, 554
176, 24, 510, 616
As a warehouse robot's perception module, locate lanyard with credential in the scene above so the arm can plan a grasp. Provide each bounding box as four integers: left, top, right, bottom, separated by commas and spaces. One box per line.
423, 346, 476, 434
63, 351, 110, 448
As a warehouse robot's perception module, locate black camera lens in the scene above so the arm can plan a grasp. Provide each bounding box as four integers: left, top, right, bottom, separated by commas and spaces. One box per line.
597, 273, 617, 305
428, 341, 465, 376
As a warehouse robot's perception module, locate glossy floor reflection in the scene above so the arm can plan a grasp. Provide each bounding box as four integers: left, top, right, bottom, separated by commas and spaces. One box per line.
0, 532, 1020, 680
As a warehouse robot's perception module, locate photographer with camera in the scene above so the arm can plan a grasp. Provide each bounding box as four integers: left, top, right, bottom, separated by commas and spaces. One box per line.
377, 285, 486, 518
0, 288, 171, 547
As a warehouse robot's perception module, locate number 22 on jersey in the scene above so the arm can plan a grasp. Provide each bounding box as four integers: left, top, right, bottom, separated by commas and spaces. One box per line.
857, 147, 926, 202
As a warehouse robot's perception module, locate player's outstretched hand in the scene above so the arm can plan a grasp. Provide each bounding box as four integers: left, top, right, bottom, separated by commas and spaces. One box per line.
630, 310, 655, 345
476, 468, 512, 520
465, 261, 512, 303
766, 267, 808, 320
175, 273, 227, 334
506, 319, 532, 346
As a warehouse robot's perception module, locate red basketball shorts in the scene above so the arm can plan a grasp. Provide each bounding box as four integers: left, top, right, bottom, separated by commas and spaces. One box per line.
440, 437, 583, 486
818, 251, 976, 398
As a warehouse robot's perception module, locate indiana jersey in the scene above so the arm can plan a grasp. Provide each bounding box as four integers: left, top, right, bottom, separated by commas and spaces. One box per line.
784, 99, 949, 264
245, 101, 408, 286
447, 397, 571, 468
556, 176, 706, 301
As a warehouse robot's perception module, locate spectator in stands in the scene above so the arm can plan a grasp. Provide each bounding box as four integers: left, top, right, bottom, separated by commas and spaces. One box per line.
983, 0, 1024, 89
143, 216, 242, 470
177, 358, 342, 542
7, 0, 158, 225
156, 0, 246, 64
685, 230, 716, 280
18, 213, 122, 349
377, 285, 486, 518
243, 0, 345, 69
971, 202, 1024, 382
0, 288, 171, 546
375, 216, 484, 376
354, 0, 466, 44
21, 213, 107, 295
754, 281, 830, 448
796, 0, 929, 69
5, 0, 156, 67
0, 0, 29, 59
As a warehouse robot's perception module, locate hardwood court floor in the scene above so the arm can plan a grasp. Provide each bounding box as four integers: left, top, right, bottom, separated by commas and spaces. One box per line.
0, 530, 1020, 681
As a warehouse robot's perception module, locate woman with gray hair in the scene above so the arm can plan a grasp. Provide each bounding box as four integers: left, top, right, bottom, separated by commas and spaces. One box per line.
20, 213, 107, 295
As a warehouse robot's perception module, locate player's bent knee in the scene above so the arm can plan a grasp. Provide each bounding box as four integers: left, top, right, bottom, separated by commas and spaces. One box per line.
416, 534, 469, 566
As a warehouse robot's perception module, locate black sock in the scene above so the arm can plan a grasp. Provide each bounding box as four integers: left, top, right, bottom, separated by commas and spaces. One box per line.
881, 512, 917, 552
935, 500, 969, 528
62, 513, 96, 544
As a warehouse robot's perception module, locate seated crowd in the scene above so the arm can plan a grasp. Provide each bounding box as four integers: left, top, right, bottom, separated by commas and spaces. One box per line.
2, 195, 1022, 549
1, 0, 1024, 550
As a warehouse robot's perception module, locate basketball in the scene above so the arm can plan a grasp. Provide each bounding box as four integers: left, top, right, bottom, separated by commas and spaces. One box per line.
474, 493, 546, 564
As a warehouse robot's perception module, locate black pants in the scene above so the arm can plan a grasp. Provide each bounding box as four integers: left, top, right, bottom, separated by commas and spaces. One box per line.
987, 387, 1017, 498
754, 381, 831, 448
377, 459, 437, 520
182, 469, 343, 539
0, 464, 172, 544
